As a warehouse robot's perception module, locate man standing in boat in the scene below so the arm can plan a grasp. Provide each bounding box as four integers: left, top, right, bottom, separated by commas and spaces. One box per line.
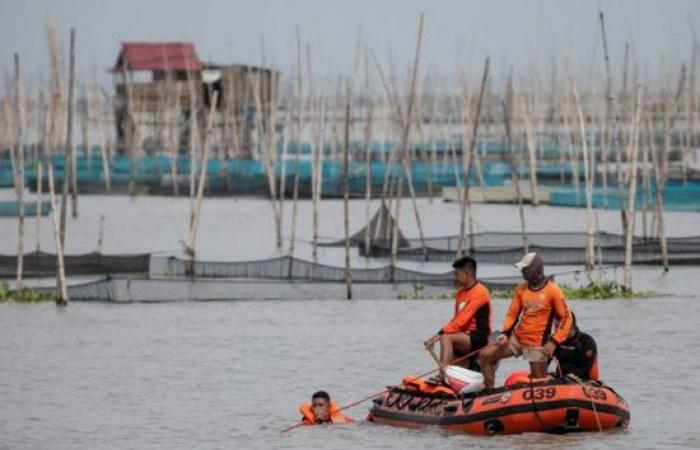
479, 252, 574, 389
424, 256, 492, 376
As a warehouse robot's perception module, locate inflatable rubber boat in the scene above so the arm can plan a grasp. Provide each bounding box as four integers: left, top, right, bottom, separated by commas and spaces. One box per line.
367, 370, 630, 435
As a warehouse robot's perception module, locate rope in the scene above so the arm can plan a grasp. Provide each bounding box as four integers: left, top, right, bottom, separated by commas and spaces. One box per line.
567, 374, 604, 433
279, 343, 492, 433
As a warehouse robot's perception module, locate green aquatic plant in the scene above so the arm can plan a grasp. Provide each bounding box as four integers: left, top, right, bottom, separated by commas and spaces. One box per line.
0, 281, 53, 303
398, 283, 454, 300
492, 281, 651, 300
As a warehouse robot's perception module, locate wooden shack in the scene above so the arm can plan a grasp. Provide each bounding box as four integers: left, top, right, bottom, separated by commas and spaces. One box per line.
112, 42, 280, 158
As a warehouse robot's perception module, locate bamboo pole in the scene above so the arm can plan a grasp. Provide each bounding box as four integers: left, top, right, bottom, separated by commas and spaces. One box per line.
390, 14, 426, 270
570, 74, 596, 274
13, 54, 25, 289
97, 214, 105, 253
45, 17, 64, 159
521, 88, 539, 206
60, 28, 76, 246
623, 85, 643, 291
288, 28, 304, 273
186, 68, 198, 208
599, 12, 612, 202
93, 81, 111, 193
457, 58, 490, 256
309, 45, 321, 261
654, 66, 687, 271
36, 162, 43, 251
48, 164, 68, 305
503, 71, 528, 253
184, 91, 218, 259
363, 48, 374, 256
343, 83, 352, 300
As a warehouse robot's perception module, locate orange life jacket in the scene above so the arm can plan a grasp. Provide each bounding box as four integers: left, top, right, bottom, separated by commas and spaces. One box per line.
299, 400, 354, 425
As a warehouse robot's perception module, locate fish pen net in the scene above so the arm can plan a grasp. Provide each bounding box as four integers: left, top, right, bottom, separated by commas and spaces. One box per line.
320, 206, 700, 265
0, 251, 151, 277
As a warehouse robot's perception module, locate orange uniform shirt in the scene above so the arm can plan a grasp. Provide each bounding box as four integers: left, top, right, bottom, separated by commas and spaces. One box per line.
441, 281, 491, 335
502, 281, 573, 347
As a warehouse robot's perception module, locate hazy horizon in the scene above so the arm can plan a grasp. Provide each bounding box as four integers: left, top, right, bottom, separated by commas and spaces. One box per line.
1, 0, 699, 90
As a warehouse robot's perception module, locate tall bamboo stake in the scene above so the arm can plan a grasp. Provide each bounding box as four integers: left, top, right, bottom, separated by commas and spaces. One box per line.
390, 14, 426, 270
457, 58, 490, 256
93, 81, 111, 193
599, 12, 612, 201
343, 83, 352, 300
654, 66, 687, 271
288, 28, 304, 274
623, 85, 643, 291
48, 164, 68, 305
13, 54, 25, 289
570, 74, 596, 274
363, 48, 374, 256
67, 29, 78, 218
97, 214, 105, 253
36, 162, 43, 252
60, 28, 76, 246
184, 91, 218, 259
503, 71, 528, 252
521, 88, 539, 206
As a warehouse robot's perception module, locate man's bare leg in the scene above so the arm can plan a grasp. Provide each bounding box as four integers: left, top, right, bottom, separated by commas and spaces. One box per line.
529, 362, 549, 379
439, 333, 472, 366
479, 344, 515, 388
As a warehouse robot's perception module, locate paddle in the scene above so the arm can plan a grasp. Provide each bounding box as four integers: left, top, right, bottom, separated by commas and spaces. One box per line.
424, 340, 446, 378
280, 343, 493, 434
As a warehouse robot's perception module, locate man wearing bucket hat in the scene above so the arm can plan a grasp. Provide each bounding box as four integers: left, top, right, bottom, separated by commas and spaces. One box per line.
479, 252, 574, 389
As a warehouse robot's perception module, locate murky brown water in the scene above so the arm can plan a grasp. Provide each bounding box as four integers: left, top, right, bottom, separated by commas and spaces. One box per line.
1, 297, 699, 449
1, 191, 699, 448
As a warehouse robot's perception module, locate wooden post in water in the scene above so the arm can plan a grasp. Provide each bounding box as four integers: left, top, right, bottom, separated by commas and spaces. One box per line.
570, 74, 596, 275
390, 14, 426, 268
13, 53, 25, 289
343, 83, 353, 300
36, 162, 43, 251
599, 12, 612, 204
363, 48, 374, 257
184, 91, 218, 260
503, 71, 528, 253
623, 86, 643, 291
288, 27, 304, 275
48, 164, 69, 305
97, 214, 105, 253
457, 58, 490, 256
93, 79, 111, 193
60, 29, 76, 246
67, 29, 78, 218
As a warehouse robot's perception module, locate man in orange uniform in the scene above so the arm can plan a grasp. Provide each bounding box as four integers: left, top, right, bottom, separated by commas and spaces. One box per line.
299, 391, 353, 425
479, 252, 573, 388
424, 256, 492, 372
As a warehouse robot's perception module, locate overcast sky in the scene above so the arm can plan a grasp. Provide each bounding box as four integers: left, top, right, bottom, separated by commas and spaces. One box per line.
1, 0, 698, 89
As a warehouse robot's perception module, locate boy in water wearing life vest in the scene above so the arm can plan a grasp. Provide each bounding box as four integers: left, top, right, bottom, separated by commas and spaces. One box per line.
424, 256, 492, 376
479, 252, 574, 389
299, 391, 353, 425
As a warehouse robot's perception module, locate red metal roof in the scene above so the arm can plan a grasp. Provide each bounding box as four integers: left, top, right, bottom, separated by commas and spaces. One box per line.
115, 42, 202, 71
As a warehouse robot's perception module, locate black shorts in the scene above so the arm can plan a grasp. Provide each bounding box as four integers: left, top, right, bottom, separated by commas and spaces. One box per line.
453, 332, 488, 355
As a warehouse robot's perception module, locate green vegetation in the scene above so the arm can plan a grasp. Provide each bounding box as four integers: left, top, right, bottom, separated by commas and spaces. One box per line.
398, 283, 453, 300
493, 281, 651, 300
400, 281, 651, 300
0, 281, 53, 303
